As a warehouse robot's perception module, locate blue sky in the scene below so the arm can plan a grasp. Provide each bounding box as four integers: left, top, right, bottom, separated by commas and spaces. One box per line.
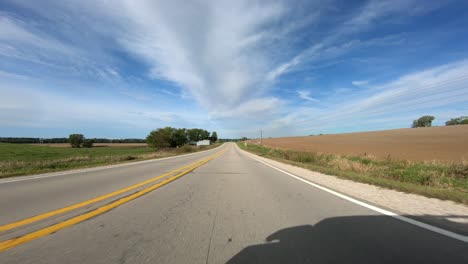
1, 0, 468, 139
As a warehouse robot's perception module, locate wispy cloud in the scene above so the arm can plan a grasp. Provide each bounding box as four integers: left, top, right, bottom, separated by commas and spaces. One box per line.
0, 82, 198, 132
0, 16, 73, 55
111, 0, 289, 112
266, 0, 440, 82
1, 0, 467, 138
288, 60, 468, 133
0, 15, 88, 75
297, 90, 320, 103
210, 97, 282, 119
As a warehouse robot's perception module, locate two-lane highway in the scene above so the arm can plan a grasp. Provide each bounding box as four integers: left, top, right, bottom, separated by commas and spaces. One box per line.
0, 146, 224, 226
1, 143, 467, 263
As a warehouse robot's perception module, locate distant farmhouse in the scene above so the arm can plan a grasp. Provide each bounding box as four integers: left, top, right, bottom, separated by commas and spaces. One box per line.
196, 139, 211, 146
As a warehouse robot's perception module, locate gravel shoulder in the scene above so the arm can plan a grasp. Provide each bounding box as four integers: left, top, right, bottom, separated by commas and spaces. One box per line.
237, 145, 468, 236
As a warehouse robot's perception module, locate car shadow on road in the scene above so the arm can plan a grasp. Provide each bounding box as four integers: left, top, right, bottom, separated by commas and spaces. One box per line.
226, 215, 468, 264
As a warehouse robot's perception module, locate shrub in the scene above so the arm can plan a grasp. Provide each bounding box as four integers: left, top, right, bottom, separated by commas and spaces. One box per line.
68, 134, 84, 148
82, 139, 94, 148
179, 145, 194, 153
123, 156, 136, 160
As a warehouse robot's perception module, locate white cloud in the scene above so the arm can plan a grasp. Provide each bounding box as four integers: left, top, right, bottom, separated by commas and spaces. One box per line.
210, 97, 282, 119
0, 13, 127, 83
346, 0, 442, 26
107, 0, 287, 113
0, 0, 464, 138
297, 90, 320, 103
0, 16, 79, 61
266, 0, 444, 82
292, 59, 468, 131
266, 44, 322, 81
346, 0, 413, 26
0, 81, 200, 131
3, 1, 446, 111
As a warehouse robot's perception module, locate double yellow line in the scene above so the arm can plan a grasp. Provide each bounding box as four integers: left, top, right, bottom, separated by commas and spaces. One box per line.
0, 149, 225, 252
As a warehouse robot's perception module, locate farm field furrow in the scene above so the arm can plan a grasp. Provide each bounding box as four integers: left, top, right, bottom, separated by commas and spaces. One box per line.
257, 126, 468, 163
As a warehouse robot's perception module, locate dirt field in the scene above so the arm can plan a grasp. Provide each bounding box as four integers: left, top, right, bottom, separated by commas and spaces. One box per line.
253, 126, 468, 163
29, 143, 148, 148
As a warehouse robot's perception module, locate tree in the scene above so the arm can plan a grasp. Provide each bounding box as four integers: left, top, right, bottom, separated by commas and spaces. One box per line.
210, 131, 218, 143
186, 128, 199, 142
82, 139, 94, 148
412, 116, 435, 128
201, 130, 210, 140
445, 116, 468, 126
68, 134, 84, 148
171, 128, 188, 147
146, 127, 173, 148
147, 127, 213, 148
187, 128, 210, 142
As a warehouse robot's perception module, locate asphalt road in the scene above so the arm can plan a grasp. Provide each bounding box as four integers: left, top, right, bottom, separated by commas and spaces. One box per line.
1, 143, 467, 263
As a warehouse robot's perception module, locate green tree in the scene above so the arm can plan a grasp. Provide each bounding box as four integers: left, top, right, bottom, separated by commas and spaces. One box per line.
187, 128, 210, 142
146, 127, 173, 148
210, 131, 218, 142
147, 127, 214, 148
412, 115, 435, 128
68, 134, 84, 148
445, 116, 468, 126
186, 128, 198, 142
200, 129, 210, 140
82, 139, 94, 148
171, 128, 188, 147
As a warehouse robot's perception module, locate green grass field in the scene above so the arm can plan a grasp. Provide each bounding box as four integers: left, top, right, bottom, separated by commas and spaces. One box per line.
238, 143, 468, 204
0, 143, 217, 178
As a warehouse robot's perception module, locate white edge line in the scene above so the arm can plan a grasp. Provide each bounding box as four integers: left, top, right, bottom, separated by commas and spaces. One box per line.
0, 144, 225, 184
238, 146, 468, 243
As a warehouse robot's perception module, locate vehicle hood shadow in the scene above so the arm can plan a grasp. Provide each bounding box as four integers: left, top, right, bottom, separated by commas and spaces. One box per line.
226, 215, 468, 264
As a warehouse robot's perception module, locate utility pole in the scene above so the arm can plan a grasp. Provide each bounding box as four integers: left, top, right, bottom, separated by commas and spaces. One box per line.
260, 129, 263, 145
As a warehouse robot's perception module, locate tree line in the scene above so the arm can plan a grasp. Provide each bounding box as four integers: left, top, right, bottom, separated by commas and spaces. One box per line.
445, 116, 468, 126
218, 137, 249, 142
412, 115, 468, 128
146, 127, 217, 149
0, 137, 146, 144
0, 137, 68, 144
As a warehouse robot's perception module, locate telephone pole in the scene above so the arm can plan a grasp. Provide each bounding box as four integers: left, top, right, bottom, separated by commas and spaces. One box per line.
260, 129, 263, 145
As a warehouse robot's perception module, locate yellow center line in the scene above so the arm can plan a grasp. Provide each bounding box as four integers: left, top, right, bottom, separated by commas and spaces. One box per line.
0, 149, 225, 252
0, 149, 224, 233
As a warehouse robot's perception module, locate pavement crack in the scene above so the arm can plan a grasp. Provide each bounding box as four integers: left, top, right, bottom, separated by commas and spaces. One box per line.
205, 180, 222, 264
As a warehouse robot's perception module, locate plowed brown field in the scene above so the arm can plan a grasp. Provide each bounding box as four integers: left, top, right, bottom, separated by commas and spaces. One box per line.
254, 126, 468, 162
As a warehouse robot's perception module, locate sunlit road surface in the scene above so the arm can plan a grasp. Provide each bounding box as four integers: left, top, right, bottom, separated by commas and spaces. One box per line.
0, 143, 467, 263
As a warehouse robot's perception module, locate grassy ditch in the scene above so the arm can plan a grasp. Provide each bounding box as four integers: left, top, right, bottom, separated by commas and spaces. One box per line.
237, 143, 468, 204
0, 143, 220, 178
